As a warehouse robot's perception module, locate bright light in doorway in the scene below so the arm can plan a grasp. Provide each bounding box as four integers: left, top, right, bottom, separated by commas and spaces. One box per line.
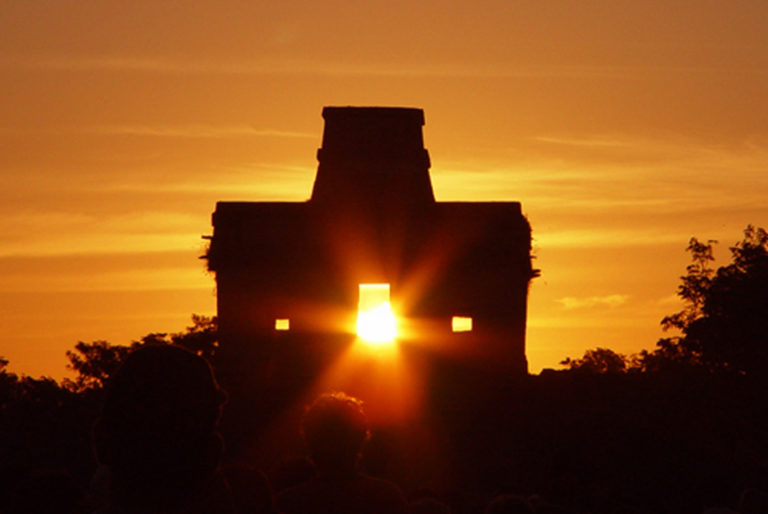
356, 284, 397, 345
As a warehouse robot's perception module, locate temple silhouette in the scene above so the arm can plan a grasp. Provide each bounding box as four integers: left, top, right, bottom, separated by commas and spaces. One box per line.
206, 107, 535, 391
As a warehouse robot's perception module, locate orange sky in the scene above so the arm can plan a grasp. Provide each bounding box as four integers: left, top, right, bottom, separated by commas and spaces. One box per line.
2, 1, 767, 378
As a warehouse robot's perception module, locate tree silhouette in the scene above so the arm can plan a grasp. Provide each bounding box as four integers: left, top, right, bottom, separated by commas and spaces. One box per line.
560, 347, 629, 374
171, 314, 219, 362
64, 315, 218, 392
647, 225, 768, 376
0, 355, 20, 407
64, 341, 132, 392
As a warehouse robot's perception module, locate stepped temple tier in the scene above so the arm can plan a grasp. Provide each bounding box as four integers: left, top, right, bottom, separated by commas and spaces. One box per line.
206, 107, 536, 393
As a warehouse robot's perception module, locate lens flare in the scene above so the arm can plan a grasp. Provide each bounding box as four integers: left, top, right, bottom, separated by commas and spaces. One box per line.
356, 301, 397, 344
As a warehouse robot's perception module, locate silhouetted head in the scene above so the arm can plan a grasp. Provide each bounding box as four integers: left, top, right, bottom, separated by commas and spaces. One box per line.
409, 496, 452, 514
739, 488, 768, 514
484, 494, 535, 514
223, 463, 274, 514
300, 392, 370, 475
7, 470, 84, 514
94, 344, 226, 510
270, 456, 316, 493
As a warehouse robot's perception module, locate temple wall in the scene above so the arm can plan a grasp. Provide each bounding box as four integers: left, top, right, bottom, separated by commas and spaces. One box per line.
207, 107, 535, 391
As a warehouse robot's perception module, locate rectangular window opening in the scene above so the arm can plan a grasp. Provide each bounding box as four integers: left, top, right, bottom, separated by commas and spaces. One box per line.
358, 284, 391, 311
275, 318, 290, 331
357, 284, 396, 343
452, 316, 473, 332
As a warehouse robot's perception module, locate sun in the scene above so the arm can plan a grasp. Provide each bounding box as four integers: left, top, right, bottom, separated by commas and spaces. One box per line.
356, 301, 397, 344
356, 284, 397, 345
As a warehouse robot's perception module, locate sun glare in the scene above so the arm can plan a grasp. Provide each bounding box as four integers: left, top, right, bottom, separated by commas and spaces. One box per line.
357, 284, 397, 345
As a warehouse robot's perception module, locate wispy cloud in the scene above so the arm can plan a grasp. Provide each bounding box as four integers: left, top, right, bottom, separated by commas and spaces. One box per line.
2, 55, 722, 79
89, 124, 314, 139
433, 135, 768, 213
0, 232, 204, 258
655, 294, 684, 308
534, 229, 691, 248
531, 136, 634, 148
2, 265, 211, 294
557, 294, 630, 310
104, 163, 316, 201
0, 124, 315, 139
1, 211, 207, 258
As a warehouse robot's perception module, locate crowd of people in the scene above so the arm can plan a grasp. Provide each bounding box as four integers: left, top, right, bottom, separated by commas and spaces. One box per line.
82, 345, 552, 514
6, 344, 768, 514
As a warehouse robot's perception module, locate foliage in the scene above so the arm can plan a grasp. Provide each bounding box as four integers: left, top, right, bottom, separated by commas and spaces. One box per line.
63, 340, 133, 392
63, 315, 218, 392
171, 314, 219, 361
660, 237, 717, 334
1, 355, 19, 408
560, 347, 629, 374
644, 225, 768, 376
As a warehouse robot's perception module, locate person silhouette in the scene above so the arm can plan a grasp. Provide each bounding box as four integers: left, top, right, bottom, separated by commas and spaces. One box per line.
90, 344, 231, 513
276, 392, 407, 514
484, 494, 535, 514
